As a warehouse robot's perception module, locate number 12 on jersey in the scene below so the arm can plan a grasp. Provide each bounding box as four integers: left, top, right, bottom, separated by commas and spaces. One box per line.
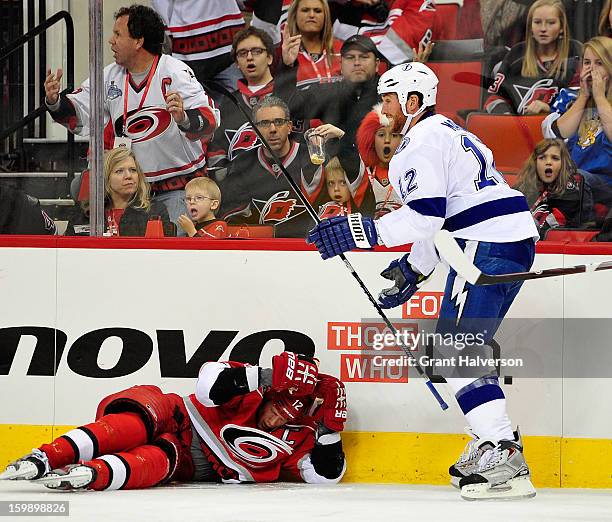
461, 135, 505, 191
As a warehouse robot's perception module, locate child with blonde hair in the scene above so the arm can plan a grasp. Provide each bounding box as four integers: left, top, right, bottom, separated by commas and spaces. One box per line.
178, 178, 228, 238
317, 157, 358, 219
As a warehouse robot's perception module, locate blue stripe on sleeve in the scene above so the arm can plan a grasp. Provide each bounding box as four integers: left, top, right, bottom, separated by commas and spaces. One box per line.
443, 196, 529, 232
407, 197, 447, 218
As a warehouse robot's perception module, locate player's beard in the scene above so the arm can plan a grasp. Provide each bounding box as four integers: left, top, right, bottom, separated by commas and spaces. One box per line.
390, 112, 407, 134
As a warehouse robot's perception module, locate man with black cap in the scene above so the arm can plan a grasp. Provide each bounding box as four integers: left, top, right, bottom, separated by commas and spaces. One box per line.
276, 34, 381, 180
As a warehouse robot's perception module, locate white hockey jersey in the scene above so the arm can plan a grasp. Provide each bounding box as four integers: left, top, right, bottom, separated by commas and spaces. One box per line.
60, 54, 220, 182
376, 114, 538, 275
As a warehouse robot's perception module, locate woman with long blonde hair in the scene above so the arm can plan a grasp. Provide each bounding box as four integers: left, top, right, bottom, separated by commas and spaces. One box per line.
103, 147, 173, 236
542, 36, 612, 204
281, 0, 342, 89
485, 0, 582, 115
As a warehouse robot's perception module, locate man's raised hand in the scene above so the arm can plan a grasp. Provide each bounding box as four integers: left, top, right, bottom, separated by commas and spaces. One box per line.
44, 68, 63, 105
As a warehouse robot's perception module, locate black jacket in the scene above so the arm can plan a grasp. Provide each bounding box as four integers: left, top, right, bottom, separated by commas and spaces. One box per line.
66, 200, 174, 237
275, 63, 380, 173
0, 185, 56, 235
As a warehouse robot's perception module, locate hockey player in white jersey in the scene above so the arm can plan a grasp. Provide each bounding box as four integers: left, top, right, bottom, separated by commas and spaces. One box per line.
307, 62, 538, 500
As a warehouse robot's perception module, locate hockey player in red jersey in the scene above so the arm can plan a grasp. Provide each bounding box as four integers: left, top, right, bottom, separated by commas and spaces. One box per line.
0, 352, 347, 490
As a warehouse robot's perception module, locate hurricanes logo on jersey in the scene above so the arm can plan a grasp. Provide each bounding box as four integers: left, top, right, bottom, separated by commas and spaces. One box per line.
227, 122, 260, 161
220, 425, 293, 466
254, 191, 305, 224
116, 107, 173, 143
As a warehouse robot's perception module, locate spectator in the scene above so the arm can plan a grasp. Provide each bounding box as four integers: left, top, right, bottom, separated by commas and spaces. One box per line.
600, 0, 612, 37
43, 4, 220, 231
317, 157, 360, 218
178, 178, 228, 238
281, 0, 342, 90
485, 0, 582, 115
207, 27, 280, 174
277, 34, 381, 177
515, 139, 593, 239
542, 36, 612, 204
330, 0, 436, 65
150, 0, 282, 97
219, 96, 328, 238
356, 103, 403, 218
0, 185, 56, 235
71, 148, 172, 237
1, 353, 347, 489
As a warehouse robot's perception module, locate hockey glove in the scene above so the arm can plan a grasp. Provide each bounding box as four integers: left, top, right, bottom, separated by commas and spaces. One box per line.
378, 253, 431, 309
315, 375, 347, 433
271, 351, 319, 396
307, 214, 378, 260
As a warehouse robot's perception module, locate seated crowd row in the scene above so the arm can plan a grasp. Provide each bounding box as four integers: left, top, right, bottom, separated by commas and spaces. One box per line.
2, 1, 610, 240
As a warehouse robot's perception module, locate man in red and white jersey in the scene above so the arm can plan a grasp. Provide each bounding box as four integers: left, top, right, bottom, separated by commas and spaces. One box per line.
1, 352, 347, 489
44, 5, 220, 228
151, 0, 283, 97
331, 0, 436, 65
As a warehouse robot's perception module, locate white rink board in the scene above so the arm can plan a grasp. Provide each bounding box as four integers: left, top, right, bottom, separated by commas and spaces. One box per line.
0, 245, 610, 439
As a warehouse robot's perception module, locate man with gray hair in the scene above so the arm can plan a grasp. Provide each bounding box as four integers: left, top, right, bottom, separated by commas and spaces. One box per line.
218, 96, 325, 238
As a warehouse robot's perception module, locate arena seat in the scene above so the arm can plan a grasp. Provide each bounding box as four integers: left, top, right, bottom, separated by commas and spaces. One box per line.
544, 229, 599, 242
465, 114, 546, 175
227, 224, 274, 238
428, 39, 485, 124
433, 0, 462, 40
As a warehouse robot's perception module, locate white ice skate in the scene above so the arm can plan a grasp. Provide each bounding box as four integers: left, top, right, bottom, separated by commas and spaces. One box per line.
33, 464, 95, 490
0, 449, 50, 481
449, 427, 485, 488
459, 429, 536, 501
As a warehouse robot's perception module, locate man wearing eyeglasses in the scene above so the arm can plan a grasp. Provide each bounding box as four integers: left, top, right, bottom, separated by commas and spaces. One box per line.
208, 27, 283, 177
218, 97, 326, 238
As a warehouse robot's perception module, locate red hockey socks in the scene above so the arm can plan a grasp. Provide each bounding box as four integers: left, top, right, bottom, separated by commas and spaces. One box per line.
87, 444, 171, 490
40, 412, 148, 470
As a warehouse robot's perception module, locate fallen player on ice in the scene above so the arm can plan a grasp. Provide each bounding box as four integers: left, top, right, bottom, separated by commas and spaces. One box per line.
1, 352, 346, 490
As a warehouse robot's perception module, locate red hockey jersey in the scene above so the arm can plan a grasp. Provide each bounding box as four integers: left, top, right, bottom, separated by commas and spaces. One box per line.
184, 362, 329, 483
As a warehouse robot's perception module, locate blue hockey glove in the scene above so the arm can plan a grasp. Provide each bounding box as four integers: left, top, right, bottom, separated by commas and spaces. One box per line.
307, 214, 378, 260
378, 254, 431, 309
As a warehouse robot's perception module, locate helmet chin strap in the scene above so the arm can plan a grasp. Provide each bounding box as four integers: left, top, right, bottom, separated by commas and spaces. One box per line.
400, 103, 428, 135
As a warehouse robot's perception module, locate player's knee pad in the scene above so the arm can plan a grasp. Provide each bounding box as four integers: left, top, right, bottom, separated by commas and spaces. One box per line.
153, 432, 194, 483
95, 385, 189, 440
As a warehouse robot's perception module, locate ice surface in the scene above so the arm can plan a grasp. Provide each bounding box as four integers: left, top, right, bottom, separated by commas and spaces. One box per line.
1, 481, 612, 522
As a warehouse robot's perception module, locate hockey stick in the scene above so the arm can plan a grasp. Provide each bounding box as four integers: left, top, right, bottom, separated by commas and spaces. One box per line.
203, 80, 449, 411
434, 229, 612, 285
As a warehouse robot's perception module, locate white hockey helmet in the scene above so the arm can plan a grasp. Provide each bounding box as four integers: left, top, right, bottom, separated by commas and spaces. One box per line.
378, 62, 439, 117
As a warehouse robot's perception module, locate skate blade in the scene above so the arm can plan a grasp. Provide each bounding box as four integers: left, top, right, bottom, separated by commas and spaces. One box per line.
32, 469, 92, 489
0, 464, 37, 481
450, 476, 461, 489
461, 476, 536, 501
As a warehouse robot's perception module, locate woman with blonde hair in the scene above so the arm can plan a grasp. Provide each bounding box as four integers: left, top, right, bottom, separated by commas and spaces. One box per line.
485, 0, 582, 115
103, 147, 172, 236
542, 36, 612, 204
515, 138, 592, 237
599, 0, 612, 37
281, 0, 342, 89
